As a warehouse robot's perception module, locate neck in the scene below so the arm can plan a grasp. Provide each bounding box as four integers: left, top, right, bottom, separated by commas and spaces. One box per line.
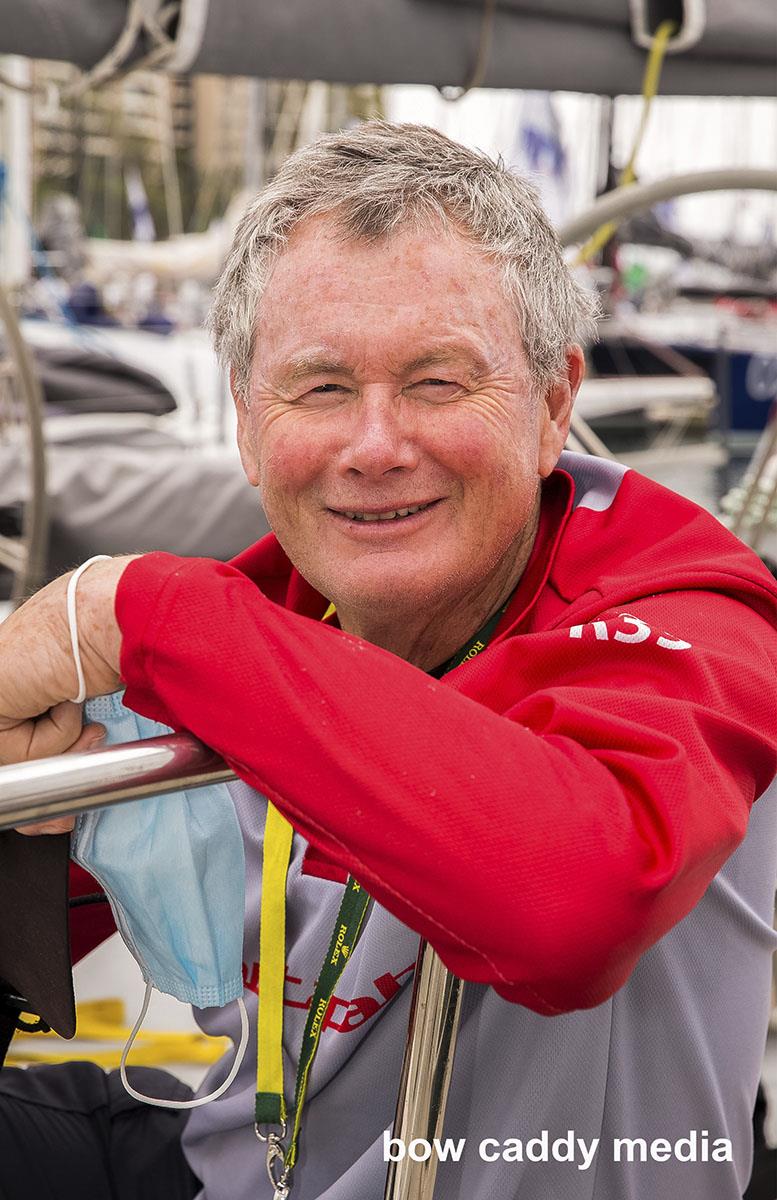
336, 502, 540, 671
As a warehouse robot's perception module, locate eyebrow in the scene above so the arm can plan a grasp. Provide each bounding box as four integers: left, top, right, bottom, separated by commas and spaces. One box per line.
401, 349, 491, 379
277, 355, 352, 388
276, 345, 492, 388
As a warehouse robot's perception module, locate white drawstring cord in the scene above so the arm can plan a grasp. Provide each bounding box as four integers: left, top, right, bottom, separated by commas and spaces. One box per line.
66, 555, 112, 704
120, 982, 250, 1109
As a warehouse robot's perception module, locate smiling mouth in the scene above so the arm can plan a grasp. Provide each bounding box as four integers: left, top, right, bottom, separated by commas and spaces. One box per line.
331, 500, 439, 523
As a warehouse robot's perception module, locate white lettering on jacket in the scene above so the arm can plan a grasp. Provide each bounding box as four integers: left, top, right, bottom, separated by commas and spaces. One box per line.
568, 613, 692, 650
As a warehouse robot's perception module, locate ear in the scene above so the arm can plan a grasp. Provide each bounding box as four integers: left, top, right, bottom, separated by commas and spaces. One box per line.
231, 367, 261, 488
538, 345, 585, 478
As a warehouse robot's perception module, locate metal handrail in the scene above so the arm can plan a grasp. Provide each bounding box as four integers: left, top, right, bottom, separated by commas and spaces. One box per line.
0, 733, 233, 830
558, 167, 777, 246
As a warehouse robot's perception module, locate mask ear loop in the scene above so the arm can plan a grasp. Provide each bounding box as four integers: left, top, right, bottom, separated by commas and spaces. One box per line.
120, 981, 250, 1109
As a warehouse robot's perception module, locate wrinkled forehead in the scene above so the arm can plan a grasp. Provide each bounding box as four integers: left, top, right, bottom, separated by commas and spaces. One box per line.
279, 205, 478, 256
252, 214, 526, 379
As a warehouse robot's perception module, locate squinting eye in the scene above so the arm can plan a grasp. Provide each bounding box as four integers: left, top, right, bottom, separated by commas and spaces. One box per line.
408, 378, 460, 400
300, 383, 349, 402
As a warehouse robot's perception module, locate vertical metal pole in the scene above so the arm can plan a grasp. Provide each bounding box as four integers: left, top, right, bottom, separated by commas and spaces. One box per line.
383, 940, 464, 1200
158, 75, 183, 237
244, 78, 265, 194
0, 56, 32, 287
0, 282, 48, 604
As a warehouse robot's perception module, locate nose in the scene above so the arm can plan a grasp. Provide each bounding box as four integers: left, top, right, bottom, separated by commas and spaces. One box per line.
335, 387, 420, 479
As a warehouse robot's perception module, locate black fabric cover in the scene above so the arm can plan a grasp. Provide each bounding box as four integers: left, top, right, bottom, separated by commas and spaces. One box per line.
178, 0, 777, 96
0, 831, 75, 1039
34, 345, 178, 417
0, 1063, 199, 1198
0, 0, 775, 96
0, 0, 142, 70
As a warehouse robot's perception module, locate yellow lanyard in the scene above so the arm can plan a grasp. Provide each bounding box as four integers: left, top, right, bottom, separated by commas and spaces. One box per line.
255, 809, 370, 1199
255, 603, 372, 1199
255, 802, 294, 1133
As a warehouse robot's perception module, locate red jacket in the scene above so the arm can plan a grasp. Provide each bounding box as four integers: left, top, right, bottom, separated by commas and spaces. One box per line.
106, 456, 776, 1015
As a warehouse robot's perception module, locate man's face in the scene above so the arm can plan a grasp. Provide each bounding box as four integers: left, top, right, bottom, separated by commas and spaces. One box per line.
235, 216, 578, 619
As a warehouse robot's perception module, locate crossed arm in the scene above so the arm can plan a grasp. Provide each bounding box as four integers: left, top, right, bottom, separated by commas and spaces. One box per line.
3, 550, 774, 1014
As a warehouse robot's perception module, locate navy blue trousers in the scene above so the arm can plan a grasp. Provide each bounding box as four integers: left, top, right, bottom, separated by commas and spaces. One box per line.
0, 1062, 199, 1199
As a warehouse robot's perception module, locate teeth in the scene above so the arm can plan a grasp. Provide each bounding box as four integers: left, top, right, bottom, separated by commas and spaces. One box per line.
341, 503, 428, 522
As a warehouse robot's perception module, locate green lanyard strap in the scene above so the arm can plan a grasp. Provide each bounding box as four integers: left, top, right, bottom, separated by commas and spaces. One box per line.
255, 856, 369, 1195
429, 595, 512, 677
286, 875, 369, 1170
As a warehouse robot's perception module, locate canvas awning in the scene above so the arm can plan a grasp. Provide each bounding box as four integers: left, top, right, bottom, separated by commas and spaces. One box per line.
1, 0, 775, 96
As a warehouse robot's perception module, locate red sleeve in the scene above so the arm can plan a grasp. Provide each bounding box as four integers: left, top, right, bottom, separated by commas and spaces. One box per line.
115, 553, 777, 1015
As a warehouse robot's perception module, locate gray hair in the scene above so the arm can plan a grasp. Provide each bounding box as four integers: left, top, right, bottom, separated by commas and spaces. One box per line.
208, 121, 599, 401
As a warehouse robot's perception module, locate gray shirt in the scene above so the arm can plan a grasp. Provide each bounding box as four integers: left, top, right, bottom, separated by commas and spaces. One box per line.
182, 776, 777, 1199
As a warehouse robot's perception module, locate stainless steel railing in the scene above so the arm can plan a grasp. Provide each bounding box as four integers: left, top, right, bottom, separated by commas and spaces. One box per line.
0, 735, 234, 829
0, 737, 459, 1200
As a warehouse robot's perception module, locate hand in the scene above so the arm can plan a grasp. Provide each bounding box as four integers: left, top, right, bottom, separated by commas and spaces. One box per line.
0, 555, 141, 830
12, 709, 107, 835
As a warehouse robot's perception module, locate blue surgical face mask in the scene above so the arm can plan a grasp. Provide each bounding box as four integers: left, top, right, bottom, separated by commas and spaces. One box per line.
71, 691, 248, 1109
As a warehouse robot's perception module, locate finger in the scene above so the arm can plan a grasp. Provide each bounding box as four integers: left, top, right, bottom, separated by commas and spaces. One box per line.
15, 816, 76, 837
10, 716, 103, 835
46, 701, 85, 744
24, 703, 85, 760
0, 711, 104, 766
65, 723, 107, 754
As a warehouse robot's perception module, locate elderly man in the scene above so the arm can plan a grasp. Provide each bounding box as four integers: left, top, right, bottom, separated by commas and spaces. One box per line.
0, 122, 775, 1200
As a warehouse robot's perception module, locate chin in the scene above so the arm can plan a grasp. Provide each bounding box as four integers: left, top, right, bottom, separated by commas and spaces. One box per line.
331, 567, 456, 616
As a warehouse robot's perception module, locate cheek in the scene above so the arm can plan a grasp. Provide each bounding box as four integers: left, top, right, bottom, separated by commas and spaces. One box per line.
254, 419, 326, 515
430, 411, 494, 472
434, 413, 535, 496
